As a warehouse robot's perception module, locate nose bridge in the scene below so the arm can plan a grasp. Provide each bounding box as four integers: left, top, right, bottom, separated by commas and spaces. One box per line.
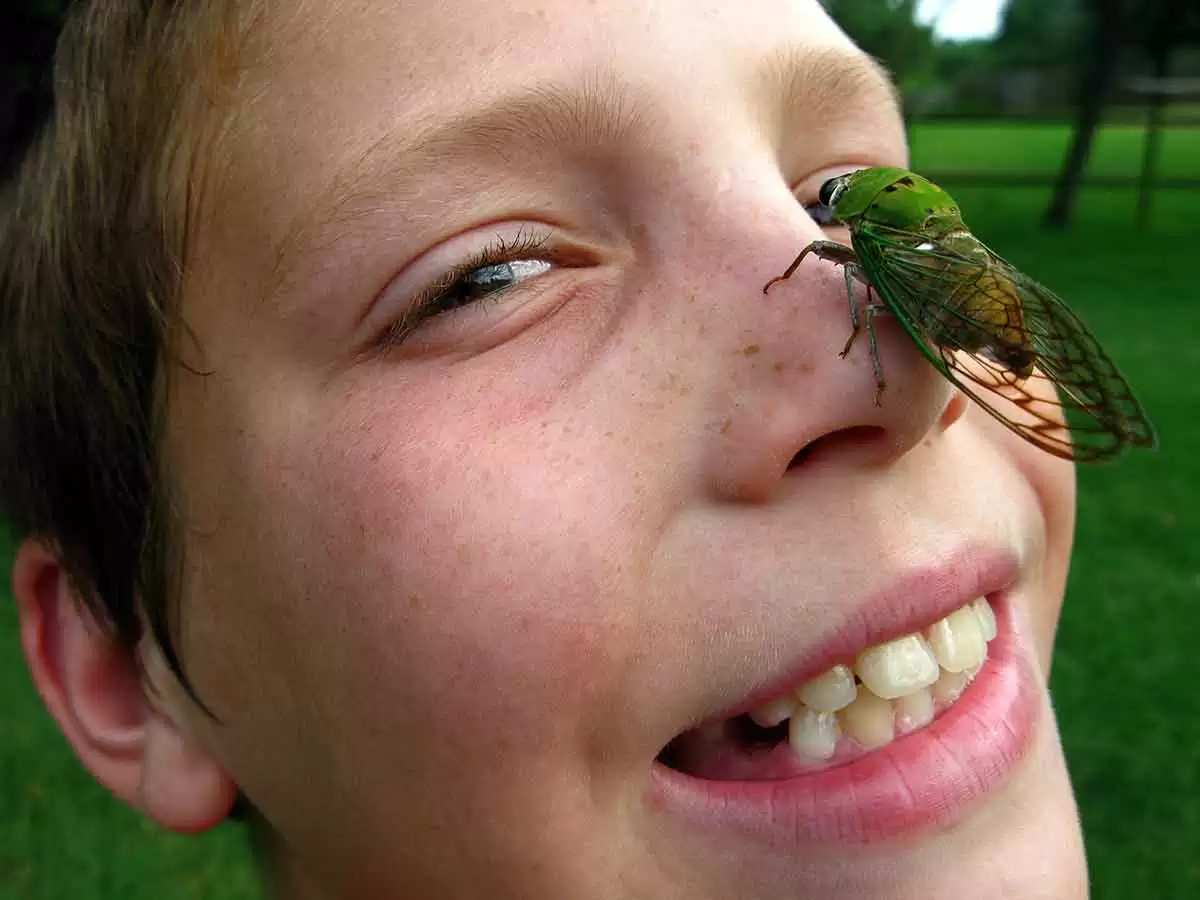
656, 168, 961, 492
662, 165, 866, 392
663, 160, 849, 353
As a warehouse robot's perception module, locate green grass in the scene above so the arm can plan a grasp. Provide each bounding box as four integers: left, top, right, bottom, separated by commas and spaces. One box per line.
911, 124, 1199, 898
4, 125, 1199, 897
0, 551, 260, 898
918, 186, 1200, 897
910, 121, 1200, 181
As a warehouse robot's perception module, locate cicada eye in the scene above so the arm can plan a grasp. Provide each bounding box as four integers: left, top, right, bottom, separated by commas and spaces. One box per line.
818, 177, 843, 208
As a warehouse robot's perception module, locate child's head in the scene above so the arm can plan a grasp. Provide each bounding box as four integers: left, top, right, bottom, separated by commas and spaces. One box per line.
4, 1, 1085, 897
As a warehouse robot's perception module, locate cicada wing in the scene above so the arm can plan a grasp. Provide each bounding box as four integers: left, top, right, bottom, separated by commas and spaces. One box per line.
853, 226, 1155, 462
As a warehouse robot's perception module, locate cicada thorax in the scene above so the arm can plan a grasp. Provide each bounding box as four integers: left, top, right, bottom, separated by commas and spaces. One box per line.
866, 209, 1038, 379
933, 226, 1036, 377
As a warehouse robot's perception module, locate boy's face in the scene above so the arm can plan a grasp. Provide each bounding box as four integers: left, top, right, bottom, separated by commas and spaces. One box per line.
168, 0, 1084, 896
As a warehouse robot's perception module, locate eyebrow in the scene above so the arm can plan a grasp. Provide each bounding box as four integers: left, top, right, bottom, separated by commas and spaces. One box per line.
764, 45, 903, 133
268, 74, 648, 298
269, 47, 901, 299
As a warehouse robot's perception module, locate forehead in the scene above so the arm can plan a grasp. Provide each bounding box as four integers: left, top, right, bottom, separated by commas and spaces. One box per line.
204, 0, 898, 300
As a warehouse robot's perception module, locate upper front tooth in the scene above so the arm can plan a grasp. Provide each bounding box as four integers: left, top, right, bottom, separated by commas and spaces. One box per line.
972, 597, 998, 641
926, 606, 986, 672
749, 693, 798, 728
854, 634, 940, 700
795, 664, 857, 712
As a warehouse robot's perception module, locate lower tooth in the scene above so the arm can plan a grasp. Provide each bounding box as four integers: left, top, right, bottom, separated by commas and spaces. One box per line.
931, 667, 971, 704
894, 687, 934, 733
838, 689, 894, 749
788, 706, 840, 760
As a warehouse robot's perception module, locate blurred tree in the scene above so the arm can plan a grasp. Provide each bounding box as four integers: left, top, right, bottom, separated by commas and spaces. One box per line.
822, 0, 937, 94
1044, 0, 1129, 228
993, 0, 1087, 69
1046, 0, 1200, 227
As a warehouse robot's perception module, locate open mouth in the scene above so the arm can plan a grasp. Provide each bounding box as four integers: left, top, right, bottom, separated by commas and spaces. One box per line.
658, 597, 998, 781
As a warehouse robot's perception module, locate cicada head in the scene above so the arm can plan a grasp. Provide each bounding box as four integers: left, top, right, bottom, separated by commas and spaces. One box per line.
820, 167, 960, 231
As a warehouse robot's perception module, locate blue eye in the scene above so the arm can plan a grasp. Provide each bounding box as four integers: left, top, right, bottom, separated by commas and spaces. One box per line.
428, 259, 551, 316
376, 232, 554, 348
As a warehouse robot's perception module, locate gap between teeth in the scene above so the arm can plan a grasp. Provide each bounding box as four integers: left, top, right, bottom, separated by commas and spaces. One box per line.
749, 597, 997, 761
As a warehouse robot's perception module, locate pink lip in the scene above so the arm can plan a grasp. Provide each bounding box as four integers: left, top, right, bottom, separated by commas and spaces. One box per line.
648, 546, 1041, 845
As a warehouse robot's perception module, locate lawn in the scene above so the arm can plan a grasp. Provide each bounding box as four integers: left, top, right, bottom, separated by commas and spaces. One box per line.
910, 120, 1200, 182
953, 188, 1200, 900
3, 123, 1198, 898
922, 122, 1200, 900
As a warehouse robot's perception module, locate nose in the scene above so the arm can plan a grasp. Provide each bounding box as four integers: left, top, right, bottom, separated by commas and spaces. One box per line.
691, 188, 966, 502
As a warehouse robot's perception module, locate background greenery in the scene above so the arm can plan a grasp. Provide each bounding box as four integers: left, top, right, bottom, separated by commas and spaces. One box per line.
3, 119, 1198, 900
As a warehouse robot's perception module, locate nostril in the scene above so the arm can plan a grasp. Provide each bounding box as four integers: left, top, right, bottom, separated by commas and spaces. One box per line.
788, 426, 890, 470
787, 446, 811, 470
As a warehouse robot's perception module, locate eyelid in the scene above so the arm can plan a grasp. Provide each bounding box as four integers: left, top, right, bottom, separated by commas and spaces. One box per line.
793, 165, 871, 227
792, 165, 863, 203
374, 226, 554, 342
410, 229, 552, 315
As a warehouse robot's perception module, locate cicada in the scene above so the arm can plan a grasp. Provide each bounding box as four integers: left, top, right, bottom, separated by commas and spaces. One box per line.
762, 167, 1156, 462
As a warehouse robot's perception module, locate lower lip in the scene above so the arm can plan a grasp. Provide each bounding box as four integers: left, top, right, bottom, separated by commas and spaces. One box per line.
647, 594, 1041, 846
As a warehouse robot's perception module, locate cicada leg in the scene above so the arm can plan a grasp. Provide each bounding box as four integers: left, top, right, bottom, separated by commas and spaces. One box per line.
837, 263, 886, 406
838, 262, 863, 357
762, 240, 859, 293
764, 241, 887, 405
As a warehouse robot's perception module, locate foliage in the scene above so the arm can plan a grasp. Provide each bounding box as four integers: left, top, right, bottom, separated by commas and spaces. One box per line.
993, 0, 1088, 69
822, 0, 937, 88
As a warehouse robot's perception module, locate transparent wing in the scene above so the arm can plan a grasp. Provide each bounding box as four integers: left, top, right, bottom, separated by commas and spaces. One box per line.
854, 225, 1156, 462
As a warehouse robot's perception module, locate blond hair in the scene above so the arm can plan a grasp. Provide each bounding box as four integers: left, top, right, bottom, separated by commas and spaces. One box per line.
0, 0, 261, 701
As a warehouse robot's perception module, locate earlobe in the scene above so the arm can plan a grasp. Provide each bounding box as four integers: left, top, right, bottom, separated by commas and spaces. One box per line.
12, 538, 237, 832
139, 712, 240, 832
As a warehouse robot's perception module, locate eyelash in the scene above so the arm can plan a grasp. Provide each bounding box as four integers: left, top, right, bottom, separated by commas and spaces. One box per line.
381, 230, 553, 346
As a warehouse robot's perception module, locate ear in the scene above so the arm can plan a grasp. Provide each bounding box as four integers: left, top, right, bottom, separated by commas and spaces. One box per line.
12, 538, 238, 832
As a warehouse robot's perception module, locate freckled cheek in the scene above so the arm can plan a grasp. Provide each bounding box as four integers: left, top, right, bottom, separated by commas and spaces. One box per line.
276, 429, 650, 748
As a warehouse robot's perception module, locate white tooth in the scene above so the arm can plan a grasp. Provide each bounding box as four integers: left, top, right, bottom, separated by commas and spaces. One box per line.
894, 687, 934, 734
795, 664, 857, 712
838, 688, 894, 749
926, 606, 986, 673
931, 667, 970, 704
854, 634, 940, 700
788, 705, 840, 760
749, 694, 798, 728
972, 598, 998, 642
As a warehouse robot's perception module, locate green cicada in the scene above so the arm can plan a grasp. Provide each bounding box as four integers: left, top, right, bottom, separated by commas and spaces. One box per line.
763, 167, 1156, 462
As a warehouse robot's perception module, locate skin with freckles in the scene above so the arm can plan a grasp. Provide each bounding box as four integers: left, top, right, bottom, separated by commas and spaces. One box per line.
14, 0, 1088, 897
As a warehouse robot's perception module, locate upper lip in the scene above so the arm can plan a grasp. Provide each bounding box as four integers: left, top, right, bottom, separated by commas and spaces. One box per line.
684, 543, 1020, 731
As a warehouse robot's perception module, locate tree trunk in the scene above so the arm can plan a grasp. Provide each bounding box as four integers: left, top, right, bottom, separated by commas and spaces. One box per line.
1136, 2, 1180, 226
1044, 0, 1126, 229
